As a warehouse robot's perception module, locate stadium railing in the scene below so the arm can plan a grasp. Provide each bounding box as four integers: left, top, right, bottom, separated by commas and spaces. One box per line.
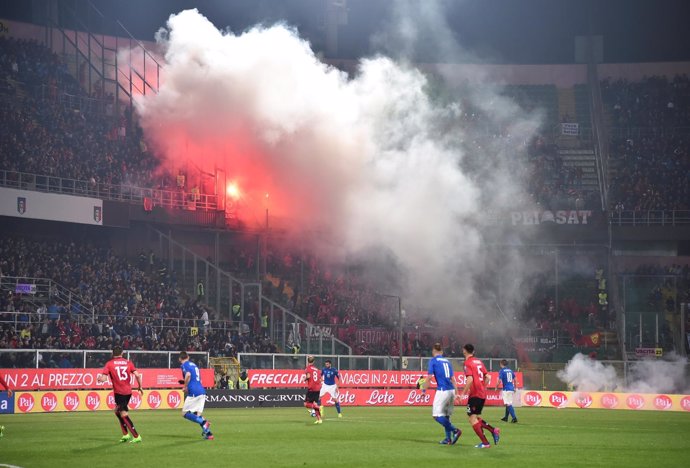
0, 170, 219, 211
0, 309, 236, 336
0, 349, 209, 369
237, 353, 516, 372
609, 210, 690, 226
0, 276, 94, 320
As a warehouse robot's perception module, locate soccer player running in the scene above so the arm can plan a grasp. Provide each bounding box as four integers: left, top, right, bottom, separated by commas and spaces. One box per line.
320, 359, 343, 418
421, 343, 461, 445
179, 351, 214, 440
498, 359, 518, 423
303, 355, 323, 424
97, 346, 143, 443
460, 344, 500, 449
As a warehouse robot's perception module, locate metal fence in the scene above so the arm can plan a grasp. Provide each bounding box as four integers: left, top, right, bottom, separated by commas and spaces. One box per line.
610, 210, 690, 226
0, 349, 209, 369
0, 170, 219, 211
151, 229, 352, 355
237, 353, 516, 373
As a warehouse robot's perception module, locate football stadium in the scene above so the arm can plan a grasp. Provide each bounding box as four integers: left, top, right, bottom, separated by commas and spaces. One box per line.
0, 1, 689, 467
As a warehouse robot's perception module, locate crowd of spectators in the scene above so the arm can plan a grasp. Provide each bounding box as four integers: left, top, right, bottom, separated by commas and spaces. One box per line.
0, 36, 160, 188
0, 235, 274, 365
602, 75, 690, 211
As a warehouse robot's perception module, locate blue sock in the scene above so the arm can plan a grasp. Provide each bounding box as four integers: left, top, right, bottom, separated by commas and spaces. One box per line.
335, 402, 341, 414
508, 406, 517, 420
434, 416, 456, 436
184, 411, 204, 425
504, 406, 510, 418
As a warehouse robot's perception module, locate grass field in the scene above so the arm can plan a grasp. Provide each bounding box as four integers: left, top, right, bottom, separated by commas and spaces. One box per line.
1, 406, 688, 468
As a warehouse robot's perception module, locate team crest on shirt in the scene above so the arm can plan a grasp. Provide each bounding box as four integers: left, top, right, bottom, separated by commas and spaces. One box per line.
17, 197, 26, 214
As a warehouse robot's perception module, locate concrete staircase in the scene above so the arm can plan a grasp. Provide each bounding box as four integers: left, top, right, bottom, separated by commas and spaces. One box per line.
558, 149, 599, 193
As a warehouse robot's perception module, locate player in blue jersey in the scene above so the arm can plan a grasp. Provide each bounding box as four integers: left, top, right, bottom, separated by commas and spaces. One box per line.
320, 360, 342, 418
498, 359, 518, 423
179, 351, 214, 440
421, 343, 461, 445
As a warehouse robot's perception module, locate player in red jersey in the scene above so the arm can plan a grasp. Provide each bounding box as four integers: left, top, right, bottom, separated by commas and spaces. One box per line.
97, 346, 144, 443
460, 344, 500, 449
303, 355, 323, 424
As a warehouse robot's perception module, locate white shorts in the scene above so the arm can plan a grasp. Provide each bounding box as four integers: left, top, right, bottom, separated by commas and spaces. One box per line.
182, 394, 206, 414
432, 389, 455, 417
502, 390, 515, 406
319, 383, 339, 399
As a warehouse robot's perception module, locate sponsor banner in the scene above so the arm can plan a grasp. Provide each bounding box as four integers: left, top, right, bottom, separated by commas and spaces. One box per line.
510, 210, 594, 226
14, 389, 184, 414
561, 122, 580, 136
521, 391, 690, 412
205, 389, 505, 408
635, 348, 663, 358
205, 389, 306, 408
1, 368, 214, 391
0, 187, 103, 226
248, 370, 523, 390
0, 391, 15, 414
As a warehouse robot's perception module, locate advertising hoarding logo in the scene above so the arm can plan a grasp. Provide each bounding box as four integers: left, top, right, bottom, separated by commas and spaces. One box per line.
86, 392, 101, 410
653, 395, 672, 410
64, 392, 80, 411
548, 392, 568, 408
167, 391, 182, 408
600, 393, 619, 409
106, 392, 116, 410
41, 392, 58, 412
147, 391, 162, 409
626, 394, 645, 410
17, 393, 35, 413
523, 391, 542, 406
574, 393, 593, 408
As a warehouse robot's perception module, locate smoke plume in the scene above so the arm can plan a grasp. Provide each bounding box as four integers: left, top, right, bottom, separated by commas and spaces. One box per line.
558, 353, 689, 393
134, 5, 541, 317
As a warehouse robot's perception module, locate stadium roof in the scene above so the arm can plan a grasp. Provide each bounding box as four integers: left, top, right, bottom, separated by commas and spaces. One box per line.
1, 0, 689, 64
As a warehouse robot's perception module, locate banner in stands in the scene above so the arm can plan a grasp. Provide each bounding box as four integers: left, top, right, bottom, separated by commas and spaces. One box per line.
561, 122, 580, 136
14, 389, 184, 414
0, 187, 103, 226
1, 368, 214, 391
248, 370, 523, 389
521, 390, 690, 412
510, 210, 594, 226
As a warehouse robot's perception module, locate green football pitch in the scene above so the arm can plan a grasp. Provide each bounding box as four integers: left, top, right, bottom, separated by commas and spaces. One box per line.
1, 406, 688, 468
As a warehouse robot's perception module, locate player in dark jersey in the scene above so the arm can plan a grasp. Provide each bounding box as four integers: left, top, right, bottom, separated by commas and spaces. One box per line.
98, 346, 143, 443
303, 355, 323, 424
460, 344, 500, 449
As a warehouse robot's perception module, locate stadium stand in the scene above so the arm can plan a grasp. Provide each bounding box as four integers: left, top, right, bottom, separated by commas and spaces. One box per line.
602, 75, 690, 211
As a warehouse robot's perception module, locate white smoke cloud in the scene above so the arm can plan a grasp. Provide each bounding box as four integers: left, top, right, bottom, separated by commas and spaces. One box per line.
558, 353, 689, 393
134, 6, 542, 316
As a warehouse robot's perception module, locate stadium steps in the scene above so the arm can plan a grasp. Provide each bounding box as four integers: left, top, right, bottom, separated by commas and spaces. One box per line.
557, 87, 577, 122
557, 149, 600, 192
